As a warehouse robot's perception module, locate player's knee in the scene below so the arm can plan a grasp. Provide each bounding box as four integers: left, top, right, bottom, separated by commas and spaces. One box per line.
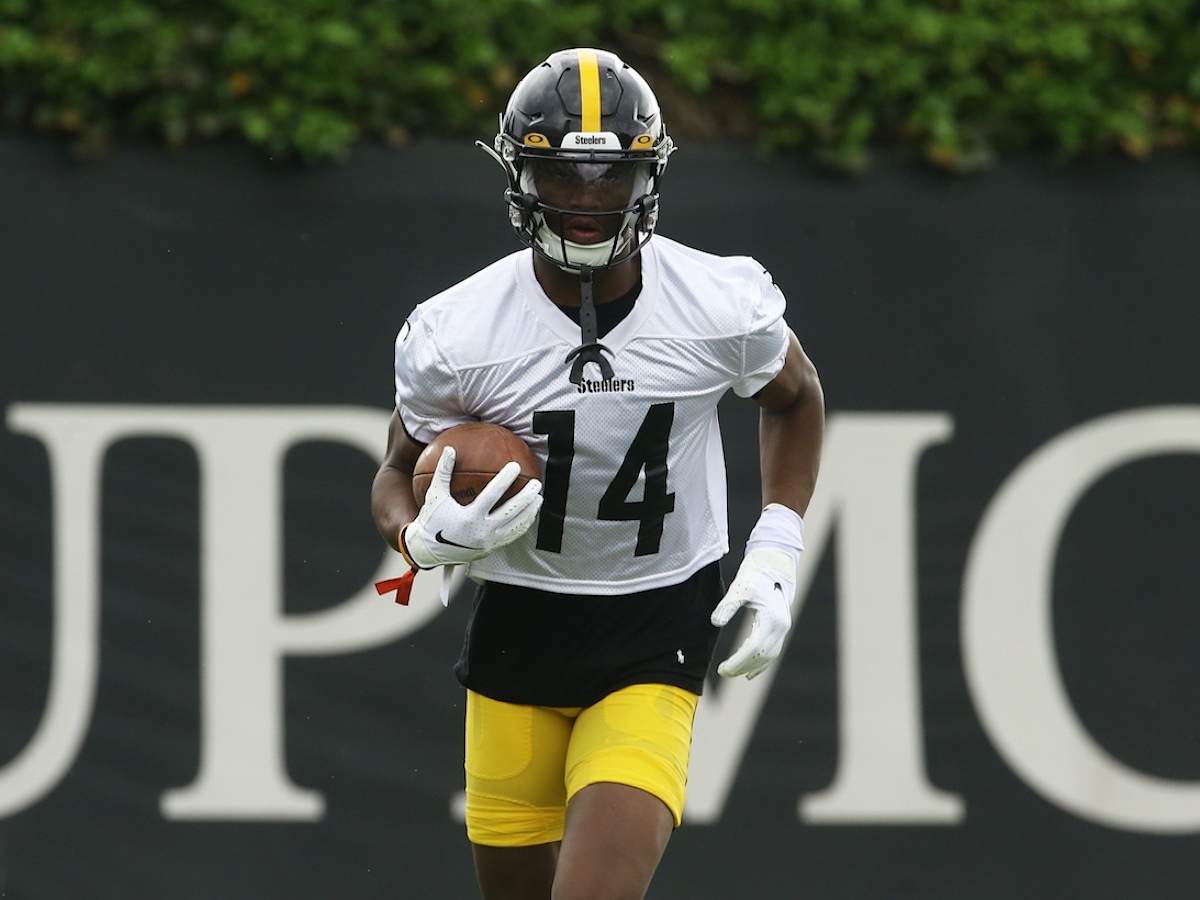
551, 875, 648, 900
473, 842, 558, 900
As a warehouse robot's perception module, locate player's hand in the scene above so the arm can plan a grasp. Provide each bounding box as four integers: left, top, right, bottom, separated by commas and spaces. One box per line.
710, 547, 796, 680
400, 446, 542, 569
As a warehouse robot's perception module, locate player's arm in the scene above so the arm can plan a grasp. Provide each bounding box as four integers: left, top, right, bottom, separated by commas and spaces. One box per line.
753, 328, 823, 515
712, 328, 823, 680
370, 409, 426, 553
385, 312, 542, 573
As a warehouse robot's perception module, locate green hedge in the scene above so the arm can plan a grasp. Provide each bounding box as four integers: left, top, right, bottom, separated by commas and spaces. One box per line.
2, 0, 1198, 170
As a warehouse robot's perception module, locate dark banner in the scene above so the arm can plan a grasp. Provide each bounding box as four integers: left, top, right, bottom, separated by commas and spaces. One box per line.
2, 137, 1198, 899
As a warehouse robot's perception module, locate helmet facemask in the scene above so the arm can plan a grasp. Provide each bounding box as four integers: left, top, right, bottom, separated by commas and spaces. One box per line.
515, 157, 656, 272
477, 124, 671, 275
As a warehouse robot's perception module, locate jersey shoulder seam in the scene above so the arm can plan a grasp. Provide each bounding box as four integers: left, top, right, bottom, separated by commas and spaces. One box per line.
412, 311, 468, 414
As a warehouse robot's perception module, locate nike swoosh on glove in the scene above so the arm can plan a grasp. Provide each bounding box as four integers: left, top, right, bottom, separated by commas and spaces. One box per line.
710, 547, 796, 680
401, 445, 542, 569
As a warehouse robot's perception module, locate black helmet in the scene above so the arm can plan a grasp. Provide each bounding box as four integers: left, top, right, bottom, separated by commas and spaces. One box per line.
478, 48, 676, 273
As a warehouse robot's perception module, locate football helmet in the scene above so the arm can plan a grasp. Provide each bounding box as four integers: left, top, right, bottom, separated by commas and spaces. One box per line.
478, 48, 675, 273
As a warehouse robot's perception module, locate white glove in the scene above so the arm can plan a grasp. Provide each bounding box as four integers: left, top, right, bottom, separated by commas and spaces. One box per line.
400, 446, 542, 569
711, 546, 797, 680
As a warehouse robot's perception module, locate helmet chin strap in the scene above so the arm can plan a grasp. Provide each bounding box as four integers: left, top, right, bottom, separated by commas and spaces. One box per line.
563, 265, 615, 385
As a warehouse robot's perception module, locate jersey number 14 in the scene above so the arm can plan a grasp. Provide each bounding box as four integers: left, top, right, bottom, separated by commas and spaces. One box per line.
532, 402, 676, 557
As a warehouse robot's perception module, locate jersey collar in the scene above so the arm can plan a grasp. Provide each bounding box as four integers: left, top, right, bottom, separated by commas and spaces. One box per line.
517, 238, 661, 356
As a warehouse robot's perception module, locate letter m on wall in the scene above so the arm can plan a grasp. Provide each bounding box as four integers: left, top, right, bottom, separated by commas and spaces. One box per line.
687, 413, 965, 825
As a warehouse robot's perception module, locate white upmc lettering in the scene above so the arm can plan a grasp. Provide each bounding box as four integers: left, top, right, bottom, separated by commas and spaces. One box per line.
688, 413, 965, 824
6, 403, 1197, 832
963, 406, 1200, 833
0, 405, 445, 821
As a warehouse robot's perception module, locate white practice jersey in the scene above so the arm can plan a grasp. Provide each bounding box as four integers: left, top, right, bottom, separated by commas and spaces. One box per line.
394, 236, 790, 595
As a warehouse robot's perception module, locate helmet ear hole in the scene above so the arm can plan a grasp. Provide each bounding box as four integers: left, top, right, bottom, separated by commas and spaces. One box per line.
504, 189, 538, 230
639, 194, 659, 231
518, 192, 540, 229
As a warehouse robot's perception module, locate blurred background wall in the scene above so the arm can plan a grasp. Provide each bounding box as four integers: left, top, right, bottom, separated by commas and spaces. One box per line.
2, 2, 1199, 898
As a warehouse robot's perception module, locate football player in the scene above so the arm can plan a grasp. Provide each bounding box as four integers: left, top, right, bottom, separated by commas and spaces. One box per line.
371, 48, 824, 900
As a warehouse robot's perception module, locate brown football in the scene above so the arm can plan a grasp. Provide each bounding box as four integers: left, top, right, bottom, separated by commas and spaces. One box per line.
412, 422, 541, 510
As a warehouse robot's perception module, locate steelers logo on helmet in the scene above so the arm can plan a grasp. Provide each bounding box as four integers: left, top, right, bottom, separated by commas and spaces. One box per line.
476, 47, 676, 274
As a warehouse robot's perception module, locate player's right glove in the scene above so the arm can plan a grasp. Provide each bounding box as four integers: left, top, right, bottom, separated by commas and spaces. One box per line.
399, 446, 543, 569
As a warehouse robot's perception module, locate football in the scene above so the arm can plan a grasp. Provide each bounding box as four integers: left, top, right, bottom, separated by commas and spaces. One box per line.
412, 422, 541, 509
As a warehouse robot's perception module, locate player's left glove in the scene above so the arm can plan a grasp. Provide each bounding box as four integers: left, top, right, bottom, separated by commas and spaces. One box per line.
711, 504, 803, 680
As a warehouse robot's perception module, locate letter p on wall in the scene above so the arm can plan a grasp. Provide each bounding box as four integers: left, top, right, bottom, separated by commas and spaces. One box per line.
0, 404, 450, 821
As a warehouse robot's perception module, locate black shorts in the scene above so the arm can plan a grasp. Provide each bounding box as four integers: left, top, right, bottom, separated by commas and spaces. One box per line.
454, 561, 725, 708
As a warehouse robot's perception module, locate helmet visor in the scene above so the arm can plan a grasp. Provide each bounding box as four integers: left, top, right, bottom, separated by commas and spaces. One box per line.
520, 158, 652, 245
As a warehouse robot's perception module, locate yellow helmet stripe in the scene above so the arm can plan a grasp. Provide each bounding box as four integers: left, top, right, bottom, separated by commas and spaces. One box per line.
577, 48, 601, 132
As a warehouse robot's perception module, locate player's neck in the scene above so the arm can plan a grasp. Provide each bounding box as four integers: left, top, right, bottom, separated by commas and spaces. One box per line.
532, 253, 641, 308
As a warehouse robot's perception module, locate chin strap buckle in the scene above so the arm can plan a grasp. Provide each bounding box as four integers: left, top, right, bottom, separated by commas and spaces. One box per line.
565, 342, 615, 384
